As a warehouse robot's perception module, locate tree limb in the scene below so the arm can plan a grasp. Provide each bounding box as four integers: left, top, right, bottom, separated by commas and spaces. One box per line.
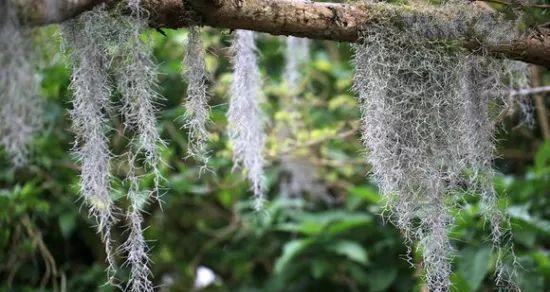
509, 85, 550, 96
15, 0, 550, 68
14, 0, 108, 25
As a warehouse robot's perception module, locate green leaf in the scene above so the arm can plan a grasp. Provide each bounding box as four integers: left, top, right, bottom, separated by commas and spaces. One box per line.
531, 251, 550, 274
450, 273, 472, 292
216, 189, 233, 208
281, 211, 371, 236
326, 214, 372, 235
517, 259, 545, 292
534, 140, 550, 175
457, 245, 491, 291
349, 186, 381, 204
366, 267, 397, 291
507, 205, 550, 235
274, 239, 312, 274
58, 213, 76, 238
328, 240, 368, 265
310, 259, 329, 279
513, 228, 536, 248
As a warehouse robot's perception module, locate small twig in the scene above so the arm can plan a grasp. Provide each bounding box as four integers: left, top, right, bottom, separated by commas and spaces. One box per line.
509, 85, 550, 96
530, 67, 550, 139
493, 85, 550, 127
493, 94, 518, 128
21, 215, 58, 289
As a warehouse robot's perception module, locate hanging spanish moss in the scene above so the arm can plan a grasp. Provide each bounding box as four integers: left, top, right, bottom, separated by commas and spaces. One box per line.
0, 1, 42, 167
228, 30, 267, 211
460, 56, 528, 290
283, 36, 309, 95
279, 157, 331, 202
111, 2, 160, 291
278, 35, 326, 202
353, 2, 524, 290
122, 165, 154, 292
62, 2, 161, 289
61, 6, 118, 284
113, 2, 164, 199
182, 26, 211, 165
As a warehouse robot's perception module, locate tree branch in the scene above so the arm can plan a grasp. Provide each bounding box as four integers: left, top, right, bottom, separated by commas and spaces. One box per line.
15, 0, 550, 68
509, 85, 550, 96
476, 0, 550, 9
14, 0, 108, 25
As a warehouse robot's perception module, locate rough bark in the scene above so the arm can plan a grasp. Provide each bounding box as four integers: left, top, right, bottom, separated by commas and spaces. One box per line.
14, 0, 550, 68
14, 0, 108, 25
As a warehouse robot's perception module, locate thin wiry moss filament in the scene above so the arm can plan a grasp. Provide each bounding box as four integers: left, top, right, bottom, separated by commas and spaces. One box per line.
123, 171, 154, 292
182, 26, 212, 166
113, 8, 165, 202
0, 1, 42, 167
113, 3, 160, 291
62, 3, 162, 290
283, 36, 309, 96
61, 5, 118, 285
228, 30, 267, 211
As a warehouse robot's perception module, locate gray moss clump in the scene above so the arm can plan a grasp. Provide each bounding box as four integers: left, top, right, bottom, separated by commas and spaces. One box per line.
228, 30, 268, 211
277, 36, 330, 202
61, 5, 119, 285
353, 2, 526, 291
110, 10, 164, 290
61, 3, 162, 290
0, 1, 42, 167
360, 1, 525, 47
182, 26, 212, 166
283, 36, 310, 96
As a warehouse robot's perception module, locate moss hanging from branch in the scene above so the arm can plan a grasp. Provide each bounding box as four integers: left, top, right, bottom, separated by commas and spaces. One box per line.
182, 26, 212, 166
61, 2, 162, 289
0, 1, 42, 167
228, 30, 267, 211
112, 2, 165, 201
122, 168, 154, 292
277, 35, 329, 202
3, 0, 540, 290
111, 2, 161, 291
61, 5, 119, 285
283, 36, 309, 96
352, 2, 525, 290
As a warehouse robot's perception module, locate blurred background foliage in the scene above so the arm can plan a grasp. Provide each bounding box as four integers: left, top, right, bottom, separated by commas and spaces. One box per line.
1, 4, 549, 291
